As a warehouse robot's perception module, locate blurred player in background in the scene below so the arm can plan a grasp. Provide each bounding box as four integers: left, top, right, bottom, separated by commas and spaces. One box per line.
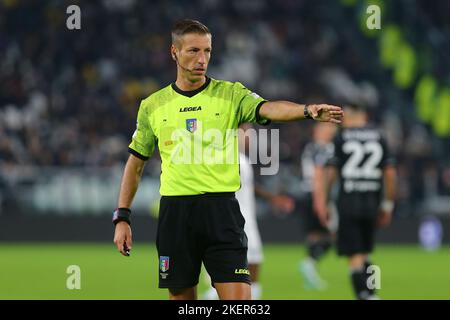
318, 104, 396, 300
298, 122, 336, 290
203, 123, 295, 300
113, 19, 343, 300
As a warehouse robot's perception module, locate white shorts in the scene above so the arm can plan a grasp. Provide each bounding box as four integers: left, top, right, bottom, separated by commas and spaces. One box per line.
242, 207, 263, 264
237, 153, 263, 264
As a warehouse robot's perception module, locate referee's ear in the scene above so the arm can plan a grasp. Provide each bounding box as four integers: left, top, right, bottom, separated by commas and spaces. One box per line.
171, 45, 177, 61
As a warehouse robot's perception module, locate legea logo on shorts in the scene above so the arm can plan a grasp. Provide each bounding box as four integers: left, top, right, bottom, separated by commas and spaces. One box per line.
234, 268, 250, 275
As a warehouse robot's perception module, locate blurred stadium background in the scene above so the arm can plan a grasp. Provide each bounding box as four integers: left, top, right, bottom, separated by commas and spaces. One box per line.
0, 0, 449, 299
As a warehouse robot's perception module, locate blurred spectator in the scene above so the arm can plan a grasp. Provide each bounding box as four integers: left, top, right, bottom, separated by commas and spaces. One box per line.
1, 0, 450, 216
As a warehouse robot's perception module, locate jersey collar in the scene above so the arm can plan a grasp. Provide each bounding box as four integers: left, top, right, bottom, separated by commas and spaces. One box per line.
171, 77, 211, 98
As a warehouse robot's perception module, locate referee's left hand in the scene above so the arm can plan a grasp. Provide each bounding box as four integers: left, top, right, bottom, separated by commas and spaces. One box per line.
308, 104, 344, 124
114, 222, 133, 256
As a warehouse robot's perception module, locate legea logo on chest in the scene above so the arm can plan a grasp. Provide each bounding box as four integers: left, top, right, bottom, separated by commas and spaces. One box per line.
179, 106, 202, 112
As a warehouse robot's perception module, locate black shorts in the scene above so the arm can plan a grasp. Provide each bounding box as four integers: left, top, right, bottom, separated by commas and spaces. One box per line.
336, 214, 377, 256
156, 193, 250, 289
297, 195, 329, 234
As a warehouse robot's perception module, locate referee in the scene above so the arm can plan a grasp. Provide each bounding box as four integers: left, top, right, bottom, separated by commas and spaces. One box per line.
113, 19, 343, 300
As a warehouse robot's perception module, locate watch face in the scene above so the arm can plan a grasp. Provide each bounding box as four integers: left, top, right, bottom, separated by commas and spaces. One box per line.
304, 105, 312, 118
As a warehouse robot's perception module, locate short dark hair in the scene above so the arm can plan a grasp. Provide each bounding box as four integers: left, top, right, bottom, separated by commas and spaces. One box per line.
171, 19, 211, 46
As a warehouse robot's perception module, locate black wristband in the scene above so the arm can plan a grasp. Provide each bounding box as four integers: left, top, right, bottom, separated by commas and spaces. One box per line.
112, 208, 131, 226
304, 105, 313, 119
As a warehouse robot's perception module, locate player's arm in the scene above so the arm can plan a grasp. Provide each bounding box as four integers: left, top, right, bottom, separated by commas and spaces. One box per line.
325, 166, 338, 198
383, 165, 396, 204
378, 165, 397, 228
312, 165, 327, 218
259, 101, 343, 123
255, 185, 295, 214
317, 166, 338, 227
113, 154, 146, 256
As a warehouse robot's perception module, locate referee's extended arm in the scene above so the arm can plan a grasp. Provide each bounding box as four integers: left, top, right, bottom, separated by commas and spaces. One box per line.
259, 101, 343, 123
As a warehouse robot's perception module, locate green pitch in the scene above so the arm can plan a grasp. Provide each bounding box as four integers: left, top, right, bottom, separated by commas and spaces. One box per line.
0, 243, 449, 299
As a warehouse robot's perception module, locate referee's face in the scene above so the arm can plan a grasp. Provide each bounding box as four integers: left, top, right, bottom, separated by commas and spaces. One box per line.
176, 33, 212, 82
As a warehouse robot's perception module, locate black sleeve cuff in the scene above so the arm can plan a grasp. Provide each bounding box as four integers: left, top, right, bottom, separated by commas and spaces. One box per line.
255, 101, 271, 126
128, 148, 149, 161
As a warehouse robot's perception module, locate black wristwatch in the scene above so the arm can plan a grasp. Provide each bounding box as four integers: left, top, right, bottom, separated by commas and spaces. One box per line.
113, 208, 131, 226
304, 105, 313, 119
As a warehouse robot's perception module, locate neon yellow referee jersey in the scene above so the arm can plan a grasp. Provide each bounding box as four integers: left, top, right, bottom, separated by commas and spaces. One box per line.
128, 77, 269, 196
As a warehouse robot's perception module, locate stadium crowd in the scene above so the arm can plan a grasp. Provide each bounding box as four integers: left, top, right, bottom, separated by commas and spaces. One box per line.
1, 0, 450, 215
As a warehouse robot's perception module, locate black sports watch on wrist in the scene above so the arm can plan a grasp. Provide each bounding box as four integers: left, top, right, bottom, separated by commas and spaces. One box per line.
304, 105, 313, 119
112, 208, 131, 226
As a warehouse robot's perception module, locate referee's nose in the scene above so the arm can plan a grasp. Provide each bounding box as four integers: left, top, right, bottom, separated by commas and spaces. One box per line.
197, 51, 208, 66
